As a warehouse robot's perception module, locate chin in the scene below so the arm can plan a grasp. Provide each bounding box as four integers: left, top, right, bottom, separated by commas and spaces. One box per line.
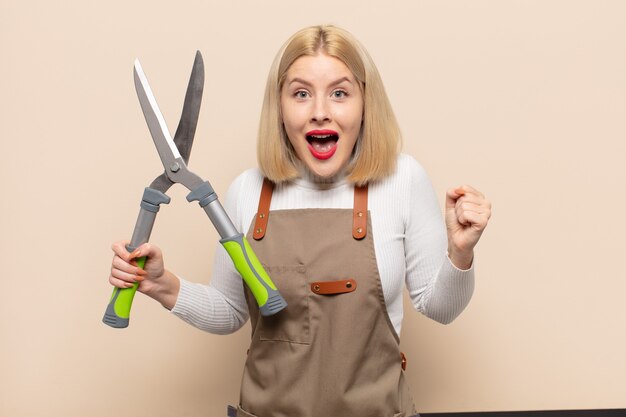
309, 161, 343, 179
297, 148, 348, 180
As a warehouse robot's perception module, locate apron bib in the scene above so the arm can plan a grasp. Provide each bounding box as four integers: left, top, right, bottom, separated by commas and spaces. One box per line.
231, 179, 418, 417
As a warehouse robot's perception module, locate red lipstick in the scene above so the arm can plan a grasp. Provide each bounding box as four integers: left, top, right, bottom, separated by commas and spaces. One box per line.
306, 129, 338, 136
306, 130, 339, 160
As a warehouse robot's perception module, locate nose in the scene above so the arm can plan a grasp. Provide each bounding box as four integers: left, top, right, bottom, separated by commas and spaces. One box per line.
311, 98, 331, 123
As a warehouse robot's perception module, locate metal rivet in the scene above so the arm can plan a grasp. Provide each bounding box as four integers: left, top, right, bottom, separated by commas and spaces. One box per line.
357, 211, 363, 217
356, 227, 363, 234
259, 213, 265, 219
256, 228, 262, 234
170, 162, 180, 172
346, 282, 352, 288
313, 285, 320, 292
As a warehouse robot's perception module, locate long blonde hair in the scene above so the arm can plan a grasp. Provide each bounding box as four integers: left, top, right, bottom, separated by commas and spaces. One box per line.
257, 25, 401, 185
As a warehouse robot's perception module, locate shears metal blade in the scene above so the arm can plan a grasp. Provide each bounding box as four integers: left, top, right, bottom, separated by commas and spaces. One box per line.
148, 51, 204, 192
133, 55, 204, 193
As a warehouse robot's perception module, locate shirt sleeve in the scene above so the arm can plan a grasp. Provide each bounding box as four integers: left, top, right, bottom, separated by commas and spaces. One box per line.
403, 157, 475, 325
170, 173, 250, 334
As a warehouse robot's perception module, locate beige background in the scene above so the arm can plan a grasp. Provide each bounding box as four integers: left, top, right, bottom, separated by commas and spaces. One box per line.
1, 0, 625, 416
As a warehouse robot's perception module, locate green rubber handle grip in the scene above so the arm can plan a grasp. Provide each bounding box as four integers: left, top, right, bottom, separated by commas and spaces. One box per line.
102, 257, 146, 328
221, 233, 287, 316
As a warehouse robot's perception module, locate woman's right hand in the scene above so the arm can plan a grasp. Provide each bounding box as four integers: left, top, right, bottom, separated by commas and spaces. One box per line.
109, 241, 164, 294
109, 241, 180, 309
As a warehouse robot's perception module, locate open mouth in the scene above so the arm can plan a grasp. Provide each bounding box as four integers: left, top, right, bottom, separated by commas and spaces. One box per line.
306, 130, 339, 160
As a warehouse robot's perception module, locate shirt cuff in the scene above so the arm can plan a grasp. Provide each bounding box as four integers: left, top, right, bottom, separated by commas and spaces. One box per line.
446, 252, 475, 273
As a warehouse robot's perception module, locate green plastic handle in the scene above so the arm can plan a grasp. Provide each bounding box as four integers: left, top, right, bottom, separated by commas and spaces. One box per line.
102, 257, 146, 328
221, 234, 287, 316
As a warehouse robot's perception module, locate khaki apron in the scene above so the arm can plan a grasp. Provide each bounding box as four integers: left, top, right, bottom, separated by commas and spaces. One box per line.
229, 179, 418, 417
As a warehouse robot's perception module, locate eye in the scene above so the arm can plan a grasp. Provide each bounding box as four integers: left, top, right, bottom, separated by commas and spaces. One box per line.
294, 90, 309, 99
332, 90, 348, 99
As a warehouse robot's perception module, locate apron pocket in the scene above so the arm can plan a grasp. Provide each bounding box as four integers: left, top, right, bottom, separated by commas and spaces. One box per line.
258, 265, 310, 344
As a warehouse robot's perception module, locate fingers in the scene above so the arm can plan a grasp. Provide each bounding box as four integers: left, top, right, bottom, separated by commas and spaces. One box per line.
446, 185, 478, 206
447, 185, 490, 208
445, 188, 463, 209
111, 255, 147, 278
109, 267, 143, 288
447, 185, 492, 227
455, 202, 481, 224
455, 199, 491, 216
455, 192, 485, 206
108, 240, 166, 289
110, 240, 132, 262
110, 241, 161, 263
456, 207, 490, 230
109, 240, 153, 288
110, 255, 146, 288
456, 184, 484, 197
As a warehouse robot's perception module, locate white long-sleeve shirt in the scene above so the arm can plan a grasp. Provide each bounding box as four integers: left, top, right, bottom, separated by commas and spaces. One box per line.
171, 154, 474, 336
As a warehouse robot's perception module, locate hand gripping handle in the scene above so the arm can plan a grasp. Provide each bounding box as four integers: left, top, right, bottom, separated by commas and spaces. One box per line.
102, 188, 170, 328
221, 233, 287, 316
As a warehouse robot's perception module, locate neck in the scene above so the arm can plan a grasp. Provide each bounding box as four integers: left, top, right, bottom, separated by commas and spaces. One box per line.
294, 160, 349, 189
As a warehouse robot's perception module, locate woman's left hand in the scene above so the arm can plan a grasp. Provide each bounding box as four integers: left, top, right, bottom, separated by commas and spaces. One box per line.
445, 185, 492, 269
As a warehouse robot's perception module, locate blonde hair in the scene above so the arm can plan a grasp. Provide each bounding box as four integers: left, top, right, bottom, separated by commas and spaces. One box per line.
257, 25, 401, 185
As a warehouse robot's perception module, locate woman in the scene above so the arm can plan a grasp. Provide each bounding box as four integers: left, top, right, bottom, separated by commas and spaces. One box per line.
109, 25, 491, 417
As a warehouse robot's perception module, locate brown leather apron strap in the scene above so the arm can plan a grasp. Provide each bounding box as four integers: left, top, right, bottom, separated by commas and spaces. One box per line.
353, 184, 368, 240
253, 178, 274, 240
254, 179, 369, 241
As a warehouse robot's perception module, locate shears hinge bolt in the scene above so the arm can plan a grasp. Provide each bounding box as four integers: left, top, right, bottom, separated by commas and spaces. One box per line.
170, 162, 181, 172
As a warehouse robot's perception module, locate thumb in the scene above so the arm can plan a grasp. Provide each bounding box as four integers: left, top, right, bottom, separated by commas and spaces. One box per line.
445, 186, 465, 210
128, 243, 161, 262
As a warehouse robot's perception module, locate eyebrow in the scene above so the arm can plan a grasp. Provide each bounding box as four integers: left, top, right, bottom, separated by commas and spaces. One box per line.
287, 76, 354, 88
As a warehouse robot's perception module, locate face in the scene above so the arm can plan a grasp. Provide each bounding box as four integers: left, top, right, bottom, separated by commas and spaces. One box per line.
280, 52, 363, 179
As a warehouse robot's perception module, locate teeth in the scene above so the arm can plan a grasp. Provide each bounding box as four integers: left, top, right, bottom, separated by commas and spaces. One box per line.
310, 134, 332, 139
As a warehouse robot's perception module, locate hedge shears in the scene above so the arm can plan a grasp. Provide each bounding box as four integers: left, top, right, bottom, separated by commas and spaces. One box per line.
103, 51, 287, 328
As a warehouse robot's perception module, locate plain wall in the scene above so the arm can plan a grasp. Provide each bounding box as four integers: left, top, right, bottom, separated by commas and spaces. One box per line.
1, 0, 625, 416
